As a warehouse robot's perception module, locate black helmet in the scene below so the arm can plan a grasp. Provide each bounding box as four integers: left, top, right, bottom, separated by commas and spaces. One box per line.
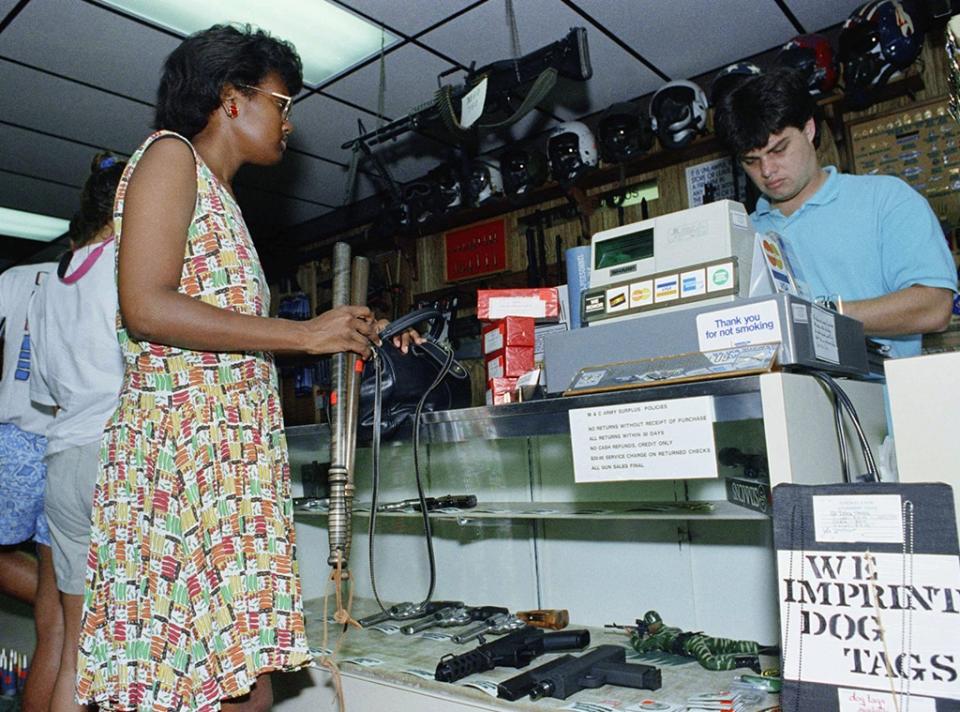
596, 102, 655, 164
499, 147, 548, 196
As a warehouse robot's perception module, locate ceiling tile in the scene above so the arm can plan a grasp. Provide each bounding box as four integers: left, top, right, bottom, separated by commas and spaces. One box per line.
0, 62, 155, 156
235, 187, 333, 230
785, 0, 866, 34
324, 42, 459, 119
0, 170, 79, 218
0, 0, 179, 104
239, 151, 349, 208
0, 0, 22, 20
341, 0, 480, 38
0, 123, 104, 191
419, 0, 662, 120
573, 0, 798, 83
288, 91, 382, 163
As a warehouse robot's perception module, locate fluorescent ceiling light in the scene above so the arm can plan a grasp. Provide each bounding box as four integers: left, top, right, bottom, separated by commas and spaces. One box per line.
0, 207, 69, 242
103, 0, 399, 86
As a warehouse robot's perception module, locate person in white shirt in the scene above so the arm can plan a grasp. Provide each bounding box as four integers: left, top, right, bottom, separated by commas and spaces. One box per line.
0, 260, 61, 711
28, 153, 125, 712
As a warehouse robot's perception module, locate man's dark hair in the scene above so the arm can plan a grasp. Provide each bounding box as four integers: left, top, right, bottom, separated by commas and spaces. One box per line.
155, 24, 303, 139
713, 67, 817, 156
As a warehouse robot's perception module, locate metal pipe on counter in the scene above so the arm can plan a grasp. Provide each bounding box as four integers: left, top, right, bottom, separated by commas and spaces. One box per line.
327, 241, 351, 572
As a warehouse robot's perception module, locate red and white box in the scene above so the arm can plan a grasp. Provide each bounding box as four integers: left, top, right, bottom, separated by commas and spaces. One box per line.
477, 288, 560, 322
481, 316, 535, 356
486, 377, 518, 406
485, 346, 535, 380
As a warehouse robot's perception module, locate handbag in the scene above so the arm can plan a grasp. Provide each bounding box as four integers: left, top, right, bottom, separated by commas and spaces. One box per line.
358, 308, 471, 439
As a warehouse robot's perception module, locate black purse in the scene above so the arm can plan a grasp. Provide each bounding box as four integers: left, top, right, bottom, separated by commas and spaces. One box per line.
358, 308, 471, 439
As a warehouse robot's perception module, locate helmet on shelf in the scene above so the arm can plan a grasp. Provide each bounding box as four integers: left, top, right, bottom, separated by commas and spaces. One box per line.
428, 163, 462, 213
596, 102, 655, 164
499, 146, 548, 196
546, 120, 598, 182
774, 34, 838, 96
709, 62, 762, 107
469, 160, 503, 205
649, 79, 708, 150
839, 0, 924, 91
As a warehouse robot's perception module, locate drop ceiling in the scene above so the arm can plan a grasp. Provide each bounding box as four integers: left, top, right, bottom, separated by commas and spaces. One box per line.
0, 0, 867, 270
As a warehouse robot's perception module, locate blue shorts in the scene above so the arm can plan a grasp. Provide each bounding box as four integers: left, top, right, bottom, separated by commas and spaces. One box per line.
0, 422, 50, 547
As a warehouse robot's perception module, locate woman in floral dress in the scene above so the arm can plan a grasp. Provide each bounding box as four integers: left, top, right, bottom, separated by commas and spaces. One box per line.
76, 25, 381, 712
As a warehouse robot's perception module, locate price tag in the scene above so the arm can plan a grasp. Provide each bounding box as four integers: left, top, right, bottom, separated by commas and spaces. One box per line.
461, 679, 500, 697
459, 77, 487, 129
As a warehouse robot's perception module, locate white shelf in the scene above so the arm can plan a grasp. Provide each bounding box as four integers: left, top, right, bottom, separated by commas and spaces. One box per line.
294, 499, 768, 522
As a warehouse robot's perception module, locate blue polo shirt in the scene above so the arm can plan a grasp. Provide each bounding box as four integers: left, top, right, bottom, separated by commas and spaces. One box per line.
751, 166, 957, 359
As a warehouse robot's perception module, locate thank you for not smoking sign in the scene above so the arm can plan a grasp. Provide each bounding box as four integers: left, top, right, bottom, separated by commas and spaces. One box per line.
696, 300, 782, 352
568, 396, 718, 482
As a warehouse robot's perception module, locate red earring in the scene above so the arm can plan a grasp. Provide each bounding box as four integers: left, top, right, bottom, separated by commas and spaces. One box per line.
229, 104, 238, 118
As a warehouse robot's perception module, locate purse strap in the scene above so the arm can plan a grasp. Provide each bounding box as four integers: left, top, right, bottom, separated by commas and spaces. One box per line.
380, 306, 468, 379
379, 306, 445, 341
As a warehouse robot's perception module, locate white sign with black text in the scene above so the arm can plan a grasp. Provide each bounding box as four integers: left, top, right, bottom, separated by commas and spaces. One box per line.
568, 397, 717, 482
778, 548, 960, 700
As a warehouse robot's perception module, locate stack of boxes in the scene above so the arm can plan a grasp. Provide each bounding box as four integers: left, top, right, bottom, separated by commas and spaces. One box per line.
482, 316, 535, 405
477, 288, 561, 405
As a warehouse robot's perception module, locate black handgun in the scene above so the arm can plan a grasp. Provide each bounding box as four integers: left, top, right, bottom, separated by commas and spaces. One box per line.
435, 626, 590, 683
377, 494, 477, 512
503, 644, 661, 700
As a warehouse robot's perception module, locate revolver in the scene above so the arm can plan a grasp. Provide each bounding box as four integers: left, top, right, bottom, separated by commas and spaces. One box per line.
401, 605, 508, 635
357, 600, 463, 628
452, 612, 526, 644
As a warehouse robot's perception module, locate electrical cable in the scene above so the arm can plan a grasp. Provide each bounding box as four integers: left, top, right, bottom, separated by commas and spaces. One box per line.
804, 369, 880, 481
832, 386, 851, 483
367, 329, 455, 613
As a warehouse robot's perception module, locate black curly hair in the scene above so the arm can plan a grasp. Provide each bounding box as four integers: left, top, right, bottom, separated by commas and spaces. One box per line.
154, 24, 303, 139
713, 67, 818, 157
68, 152, 126, 248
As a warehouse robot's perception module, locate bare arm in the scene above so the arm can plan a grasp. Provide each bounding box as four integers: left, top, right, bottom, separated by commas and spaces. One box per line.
117, 138, 378, 358
843, 285, 954, 337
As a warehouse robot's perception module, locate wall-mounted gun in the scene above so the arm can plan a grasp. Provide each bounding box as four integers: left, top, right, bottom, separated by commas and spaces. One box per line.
342, 28, 592, 152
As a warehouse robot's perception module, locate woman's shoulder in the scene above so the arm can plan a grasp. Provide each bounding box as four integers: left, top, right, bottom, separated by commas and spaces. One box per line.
135, 130, 196, 164
126, 133, 197, 190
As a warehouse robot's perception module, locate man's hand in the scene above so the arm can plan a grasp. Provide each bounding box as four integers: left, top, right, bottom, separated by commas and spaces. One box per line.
844, 285, 954, 337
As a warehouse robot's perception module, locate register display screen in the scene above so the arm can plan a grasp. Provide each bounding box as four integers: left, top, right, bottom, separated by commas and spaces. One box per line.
594, 227, 654, 269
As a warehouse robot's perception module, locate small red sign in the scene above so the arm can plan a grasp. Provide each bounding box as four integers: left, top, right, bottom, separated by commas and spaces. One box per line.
444, 218, 507, 282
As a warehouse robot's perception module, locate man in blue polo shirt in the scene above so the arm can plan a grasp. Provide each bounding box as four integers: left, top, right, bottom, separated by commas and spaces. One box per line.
713, 68, 956, 359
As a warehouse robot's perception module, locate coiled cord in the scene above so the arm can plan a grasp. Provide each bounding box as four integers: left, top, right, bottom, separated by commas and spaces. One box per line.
367, 340, 455, 612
